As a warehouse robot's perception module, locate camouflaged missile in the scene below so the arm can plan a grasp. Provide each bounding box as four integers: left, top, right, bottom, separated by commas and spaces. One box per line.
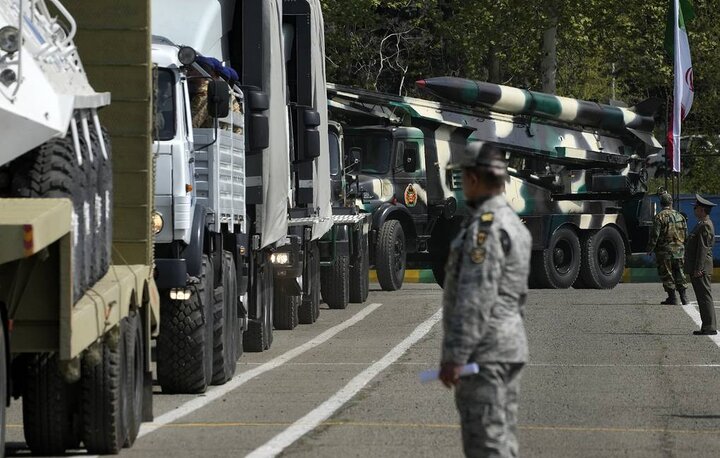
416, 77, 659, 134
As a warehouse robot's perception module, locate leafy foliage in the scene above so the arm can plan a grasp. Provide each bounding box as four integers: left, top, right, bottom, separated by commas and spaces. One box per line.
320, 0, 720, 191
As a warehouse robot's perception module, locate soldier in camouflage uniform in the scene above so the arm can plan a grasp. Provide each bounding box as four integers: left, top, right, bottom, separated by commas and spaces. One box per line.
647, 191, 688, 305
439, 142, 532, 458
686, 195, 717, 335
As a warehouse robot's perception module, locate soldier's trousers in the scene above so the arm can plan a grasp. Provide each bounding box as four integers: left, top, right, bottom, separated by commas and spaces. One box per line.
656, 255, 687, 290
455, 363, 524, 458
691, 273, 717, 331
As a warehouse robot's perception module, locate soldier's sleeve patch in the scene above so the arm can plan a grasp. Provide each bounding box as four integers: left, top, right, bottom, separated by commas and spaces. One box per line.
470, 247, 486, 264
480, 212, 494, 224
500, 229, 511, 255
476, 231, 488, 246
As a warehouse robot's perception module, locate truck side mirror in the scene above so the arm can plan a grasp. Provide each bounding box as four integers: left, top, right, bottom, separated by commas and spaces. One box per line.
207, 80, 231, 118
301, 109, 321, 161
348, 147, 361, 173
246, 89, 269, 151
403, 146, 419, 173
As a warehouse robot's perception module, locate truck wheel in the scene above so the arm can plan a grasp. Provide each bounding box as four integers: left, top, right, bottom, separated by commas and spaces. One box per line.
244, 259, 273, 351
157, 255, 214, 393
22, 353, 80, 455
578, 226, 626, 289
321, 256, 350, 309
82, 326, 126, 454
12, 135, 88, 303
531, 226, 581, 289
312, 252, 321, 321
349, 233, 370, 303
299, 244, 321, 324
123, 312, 143, 447
375, 220, 406, 291
273, 282, 300, 330
91, 124, 112, 284
212, 251, 239, 384
429, 217, 462, 288
0, 323, 5, 453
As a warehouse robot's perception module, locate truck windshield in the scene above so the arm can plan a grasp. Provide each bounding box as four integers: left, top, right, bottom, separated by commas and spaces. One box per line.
345, 134, 392, 175
329, 131, 340, 175
154, 69, 176, 141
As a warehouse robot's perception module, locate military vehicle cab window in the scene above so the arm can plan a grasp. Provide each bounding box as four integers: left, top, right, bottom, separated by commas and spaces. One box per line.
154, 69, 176, 141
395, 141, 405, 170
346, 134, 393, 175
329, 131, 341, 176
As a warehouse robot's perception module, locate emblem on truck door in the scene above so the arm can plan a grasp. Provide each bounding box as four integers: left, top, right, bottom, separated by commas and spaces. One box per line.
404, 184, 418, 207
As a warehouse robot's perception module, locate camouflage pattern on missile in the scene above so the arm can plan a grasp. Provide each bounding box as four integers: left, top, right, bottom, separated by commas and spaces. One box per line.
416, 77, 658, 135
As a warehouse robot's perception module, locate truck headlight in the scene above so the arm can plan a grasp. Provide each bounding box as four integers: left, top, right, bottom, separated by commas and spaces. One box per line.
151, 211, 164, 234
270, 252, 290, 265
170, 288, 192, 301
0, 26, 19, 54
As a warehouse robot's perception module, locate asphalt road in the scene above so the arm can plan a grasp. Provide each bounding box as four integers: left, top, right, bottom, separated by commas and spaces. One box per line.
5, 283, 720, 457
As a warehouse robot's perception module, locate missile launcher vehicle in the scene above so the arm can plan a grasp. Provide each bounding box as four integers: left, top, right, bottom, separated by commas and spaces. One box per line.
327, 78, 663, 290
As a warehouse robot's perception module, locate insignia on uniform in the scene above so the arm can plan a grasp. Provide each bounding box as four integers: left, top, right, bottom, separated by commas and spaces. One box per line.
480, 212, 494, 224
476, 231, 488, 246
470, 248, 486, 264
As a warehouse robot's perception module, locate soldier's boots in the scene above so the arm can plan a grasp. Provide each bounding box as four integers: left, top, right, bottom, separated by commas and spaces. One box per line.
678, 288, 688, 305
661, 289, 678, 305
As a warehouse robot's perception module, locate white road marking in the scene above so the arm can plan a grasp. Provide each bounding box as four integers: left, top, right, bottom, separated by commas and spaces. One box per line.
137, 302, 383, 438
527, 363, 720, 367
246, 308, 443, 458
681, 304, 720, 347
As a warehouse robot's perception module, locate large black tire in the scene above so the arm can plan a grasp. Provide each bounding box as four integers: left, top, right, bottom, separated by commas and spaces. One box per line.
349, 232, 370, 303
22, 353, 80, 455
321, 256, 350, 309
273, 282, 300, 330
531, 226, 581, 289
578, 226, 626, 289
81, 326, 126, 454
428, 217, 462, 288
375, 220, 406, 291
75, 120, 100, 287
123, 312, 144, 447
157, 255, 214, 393
299, 245, 321, 324
212, 251, 239, 384
0, 323, 5, 454
244, 256, 273, 352
12, 135, 89, 303
91, 124, 113, 284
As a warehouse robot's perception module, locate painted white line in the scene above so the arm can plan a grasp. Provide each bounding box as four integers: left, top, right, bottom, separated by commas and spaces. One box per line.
138, 302, 383, 438
246, 308, 443, 458
527, 363, 720, 368
681, 304, 720, 347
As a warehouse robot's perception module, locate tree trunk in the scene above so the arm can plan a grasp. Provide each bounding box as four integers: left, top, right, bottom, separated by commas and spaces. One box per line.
541, 16, 558, 94
487, 44, 501, 84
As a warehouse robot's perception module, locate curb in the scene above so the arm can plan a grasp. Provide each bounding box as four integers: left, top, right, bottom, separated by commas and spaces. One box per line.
370, 268, 720, 284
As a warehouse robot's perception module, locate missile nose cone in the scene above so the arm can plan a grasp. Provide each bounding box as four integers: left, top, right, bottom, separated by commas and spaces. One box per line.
415, 79, 427, 89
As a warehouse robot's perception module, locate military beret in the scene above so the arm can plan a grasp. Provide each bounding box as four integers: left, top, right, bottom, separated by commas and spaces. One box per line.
694, 194, 716, 208
447, 142, 508, 176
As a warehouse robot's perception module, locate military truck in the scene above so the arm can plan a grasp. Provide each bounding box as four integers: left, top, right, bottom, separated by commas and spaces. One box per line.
328, 79, 663, 290
149, 0, 370, 395
0, 0, 159, 454
323, 122, 371, 305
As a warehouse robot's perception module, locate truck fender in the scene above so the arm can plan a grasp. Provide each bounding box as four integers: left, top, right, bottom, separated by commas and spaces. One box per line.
372, 204, 416, 242
183, 204, 207, 278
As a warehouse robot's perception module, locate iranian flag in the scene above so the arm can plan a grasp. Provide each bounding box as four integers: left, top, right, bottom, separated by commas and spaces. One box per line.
665, 0, 695, 173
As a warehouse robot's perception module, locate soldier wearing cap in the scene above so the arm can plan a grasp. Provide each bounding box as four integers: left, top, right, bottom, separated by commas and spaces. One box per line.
439, 142, 531, 457
686, 194, 717, 335
647, 190, 688, 305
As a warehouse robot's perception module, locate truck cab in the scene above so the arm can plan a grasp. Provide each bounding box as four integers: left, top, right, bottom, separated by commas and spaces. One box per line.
342, 124, 463, 290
